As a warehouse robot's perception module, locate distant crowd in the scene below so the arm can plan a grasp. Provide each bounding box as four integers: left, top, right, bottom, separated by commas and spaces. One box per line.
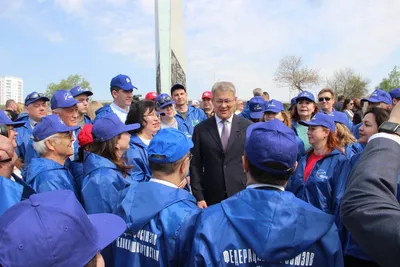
0, 74, 400, 267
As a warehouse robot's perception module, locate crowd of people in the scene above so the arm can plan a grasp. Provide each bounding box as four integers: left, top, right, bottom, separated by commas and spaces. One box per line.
0, 73, 400, 267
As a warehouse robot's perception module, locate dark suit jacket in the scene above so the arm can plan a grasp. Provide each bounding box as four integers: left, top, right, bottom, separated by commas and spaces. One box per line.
190, 114, 252, 205
341, 136, 400, 267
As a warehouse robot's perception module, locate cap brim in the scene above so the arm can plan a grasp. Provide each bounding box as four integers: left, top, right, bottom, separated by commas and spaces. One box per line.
121, 85, 137, 91
296, 97, 315, 103
88, 213, 127, 250
7, 121, 25, 128
298, 120, 319, 128
250, 111, 263, 119
124, 123, 141, 132
25, 96, 50, 106
73, 91, 93, 97
159, 101, 175, 109
264, 108, 280, 114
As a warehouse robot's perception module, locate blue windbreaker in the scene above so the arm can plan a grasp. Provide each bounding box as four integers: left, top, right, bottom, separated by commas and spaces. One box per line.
114, 181, 201, 266
94, 104, 113, 122
286, 149, 348, 226
189, 188, 343, 267
0, 176, 24, 216
25, 158, 79, 199
344, 143, 364, 159
81, 152, 134, 214
126, 134, 151, 183
175, 105, 207, 138
14, 115, 32, 160
351, 122, 361, 140
339, 151, 400, 261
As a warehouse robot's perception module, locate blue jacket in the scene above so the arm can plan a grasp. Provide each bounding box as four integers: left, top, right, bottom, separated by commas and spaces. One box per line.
351, 122, 361, 140
114, 181, 201, 266
175, 105, 207, 138
286, 149, 348, 226
94, 104, 113, 122
126, 134, 151, 183
15, 115, 32, 160
189, 188, 343, 267
25, 158, 79, 199
0, 176, 24, 216
83, 114, 92, 124
81, 152, 134, 214
344, 143, 364, 160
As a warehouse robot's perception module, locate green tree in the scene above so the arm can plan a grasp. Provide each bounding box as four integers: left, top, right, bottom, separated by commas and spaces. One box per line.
273, 55, 321, 92
45, 74, 92, 97
377, 66, 400, 92
326, 68, 370, 99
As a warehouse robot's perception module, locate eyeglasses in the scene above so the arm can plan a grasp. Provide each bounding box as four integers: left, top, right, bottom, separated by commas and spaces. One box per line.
27, 92, 45, 100
349, 102, 354, 105
215, 99, 235, 105
318, 97, 332, 102
156, 96, 172, 108
144, 112, 160, 118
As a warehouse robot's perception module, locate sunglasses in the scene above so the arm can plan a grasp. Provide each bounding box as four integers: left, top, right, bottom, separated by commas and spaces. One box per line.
156, 96, 172, 107
27, 92, 46, 100
318, 97, 332, 102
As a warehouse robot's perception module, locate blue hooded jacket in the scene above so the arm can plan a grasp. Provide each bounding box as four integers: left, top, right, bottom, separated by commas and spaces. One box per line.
24, 158, 79, 200
125, 134, 151, 183
0, 176, 24, 216
14, 115, 32, 160
94, 104, 113, 122
175, 105, 207, 138
114, 181, 201, 267
344, 143, 364, 160
351, 122, 361, 140
286, 149, 348, 226
189, 188, 343, 267
81, 152, 134, 214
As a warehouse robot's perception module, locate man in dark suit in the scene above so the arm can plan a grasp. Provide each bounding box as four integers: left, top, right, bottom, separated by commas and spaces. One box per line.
190, 81, 252, 208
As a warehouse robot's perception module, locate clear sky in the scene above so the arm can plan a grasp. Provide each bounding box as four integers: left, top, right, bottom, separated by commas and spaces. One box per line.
1, 0, 399, 102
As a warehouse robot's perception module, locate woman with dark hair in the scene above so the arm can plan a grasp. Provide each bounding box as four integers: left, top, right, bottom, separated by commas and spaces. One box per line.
340, 107, 391, 267
352, 98, 363, 125
80, 113, 140, 214
291, 91, 320, 152
286, 113, 348, 229
125, 100, 160, 182
341, 98, 354, 121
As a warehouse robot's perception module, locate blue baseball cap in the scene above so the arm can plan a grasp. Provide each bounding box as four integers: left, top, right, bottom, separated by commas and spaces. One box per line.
155, 93, 175, 109
249, 96, 265, 119
148, 128, 193, 164
288, 96, 297, 110
299, 112, 336, 132
32, 114, 80, 141
24, 91, 49, 106
50, 90, 78, 109
0, 190, 126, 267
110, 74, 137, 91
362, 89, 392, 105
331, 111, 349, 126
92, 113, 140, 142
296, 91, 315, 103
245, 119, 298, 175
70, 86, 93, 97
265, 99, 284, 113
0, 110, 25, 128
389, 88, 400, 100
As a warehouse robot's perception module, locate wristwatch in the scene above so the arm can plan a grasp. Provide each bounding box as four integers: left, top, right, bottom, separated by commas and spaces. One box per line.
378, 121, 400, 136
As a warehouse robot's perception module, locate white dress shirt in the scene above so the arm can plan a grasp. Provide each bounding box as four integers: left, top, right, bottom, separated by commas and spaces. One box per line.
110, 102, 129, 123
149, 178, 179, 188
215, 114, 233, 138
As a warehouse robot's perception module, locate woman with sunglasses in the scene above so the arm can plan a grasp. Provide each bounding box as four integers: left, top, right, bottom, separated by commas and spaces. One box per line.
155, 93, 179, 129
25, 114, 80, 200
291, 91, 320, 153
286, 113, 348, 234
80, 113, 140, 214
125, 100, 161, 182
263, 99, 305, 160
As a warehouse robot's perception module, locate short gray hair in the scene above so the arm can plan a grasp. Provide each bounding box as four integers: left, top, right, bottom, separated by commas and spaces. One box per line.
253, 88, 262, 97
33, 134, 59, 156
211, 82, 236, 98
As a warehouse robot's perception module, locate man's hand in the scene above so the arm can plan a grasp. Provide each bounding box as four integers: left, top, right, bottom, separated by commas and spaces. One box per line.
389, 102, 400, 124
0, 135, 16, 178
197, 200, 208, 209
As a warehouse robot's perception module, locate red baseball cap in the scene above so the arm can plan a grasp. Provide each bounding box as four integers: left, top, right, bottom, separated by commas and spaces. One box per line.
145, 92, 158, 101
202, 91, 212, 99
